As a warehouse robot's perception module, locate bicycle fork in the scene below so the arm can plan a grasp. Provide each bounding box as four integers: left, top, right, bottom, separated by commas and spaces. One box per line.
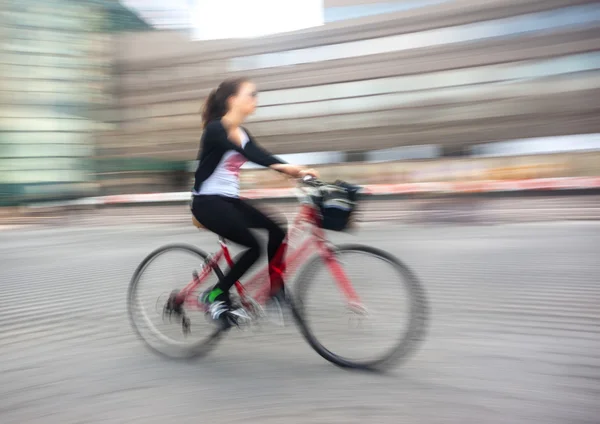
318, 241, 366, 315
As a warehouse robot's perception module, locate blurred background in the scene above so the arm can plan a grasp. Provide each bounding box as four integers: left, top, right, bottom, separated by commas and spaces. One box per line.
1, 0, 599, 224
2, 2, 600, 424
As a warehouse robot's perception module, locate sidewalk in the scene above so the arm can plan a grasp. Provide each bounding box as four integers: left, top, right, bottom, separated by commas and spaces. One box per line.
2, 196, 599, 229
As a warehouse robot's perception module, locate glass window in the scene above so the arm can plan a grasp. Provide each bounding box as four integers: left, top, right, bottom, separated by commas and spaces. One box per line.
472, 134, 600, 156
324, 0, 450, 23
4, 15, 90, 34
255, 82, 529, 120
3, 65, 86, 81
229, 4, 600, 71
4, 142, 62, 158
0, 117, 55, 131
1, 157, 80, 172
2, 132, 59, 145
6, 169, 85, 184
6, 132, 83, 145
256, 52, 600, 106
1, 143, 90, 158
141, 52, 599, 124
1, 52, 88, 69
0, 114, 94, 131
246, 90, 585, 135
366, 145, 440, 162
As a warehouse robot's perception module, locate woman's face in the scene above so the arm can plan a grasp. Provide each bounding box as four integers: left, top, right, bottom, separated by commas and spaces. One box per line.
230, 81, 257, 117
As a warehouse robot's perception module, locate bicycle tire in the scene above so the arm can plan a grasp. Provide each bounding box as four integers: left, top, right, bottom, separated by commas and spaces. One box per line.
127, 243, 226, 360
290, 244, 429, 371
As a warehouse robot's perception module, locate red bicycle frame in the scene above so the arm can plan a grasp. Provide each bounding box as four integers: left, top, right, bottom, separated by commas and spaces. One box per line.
175, 200, 362, 310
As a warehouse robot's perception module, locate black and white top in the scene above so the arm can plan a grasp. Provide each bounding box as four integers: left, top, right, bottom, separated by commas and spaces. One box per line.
192, 120, 286, 198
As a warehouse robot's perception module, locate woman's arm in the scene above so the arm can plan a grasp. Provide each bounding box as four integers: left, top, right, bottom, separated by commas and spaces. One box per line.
242, 139, 286, 167
270, 163, 319, 179
203, 122, 319, 178
242, 127, 318, 178
247, 144, 318, 178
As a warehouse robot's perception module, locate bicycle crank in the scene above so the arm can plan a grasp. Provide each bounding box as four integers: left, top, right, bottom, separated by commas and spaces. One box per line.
161, 290, 192, 336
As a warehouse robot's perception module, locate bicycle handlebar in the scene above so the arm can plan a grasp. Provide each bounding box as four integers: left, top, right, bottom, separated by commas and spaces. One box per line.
298, 175, 325, 187
294, 175, 364, 204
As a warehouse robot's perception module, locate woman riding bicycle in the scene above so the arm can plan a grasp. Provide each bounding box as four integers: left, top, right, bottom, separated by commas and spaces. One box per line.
192, 77, 318, 325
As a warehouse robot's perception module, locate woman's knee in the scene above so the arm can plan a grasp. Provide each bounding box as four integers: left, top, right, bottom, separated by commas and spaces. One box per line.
243, 239, 263, 262
270, 224, 286, 244
272, 213, 288, 236
256, 204, 287, 234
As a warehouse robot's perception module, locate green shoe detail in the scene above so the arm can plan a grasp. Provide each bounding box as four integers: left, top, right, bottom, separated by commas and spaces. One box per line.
207, 287, 224, 303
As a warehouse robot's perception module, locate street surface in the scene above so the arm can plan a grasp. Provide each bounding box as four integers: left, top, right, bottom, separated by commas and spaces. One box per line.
1, 222, 600, 423
3, 195, 600, 227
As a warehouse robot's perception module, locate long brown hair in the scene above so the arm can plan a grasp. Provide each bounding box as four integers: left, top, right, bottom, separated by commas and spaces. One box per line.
201, 77, 248, 129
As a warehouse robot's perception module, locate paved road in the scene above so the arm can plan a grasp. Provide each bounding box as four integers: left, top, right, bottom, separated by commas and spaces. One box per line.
4, 195, 600, 227
1, 223, 600, 423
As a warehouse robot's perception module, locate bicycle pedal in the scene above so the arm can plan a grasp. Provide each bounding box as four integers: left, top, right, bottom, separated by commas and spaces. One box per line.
206, 309, 252, 331
228, 308, 252, 323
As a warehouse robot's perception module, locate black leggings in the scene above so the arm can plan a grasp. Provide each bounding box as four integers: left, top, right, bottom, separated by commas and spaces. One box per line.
191, 195, 287, 296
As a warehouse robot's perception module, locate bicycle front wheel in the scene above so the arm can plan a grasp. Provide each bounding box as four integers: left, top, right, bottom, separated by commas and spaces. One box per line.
291, 244, 428, 371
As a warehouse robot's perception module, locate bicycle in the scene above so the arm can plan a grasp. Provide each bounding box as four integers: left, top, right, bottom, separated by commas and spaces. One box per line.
127, 177, 428, 370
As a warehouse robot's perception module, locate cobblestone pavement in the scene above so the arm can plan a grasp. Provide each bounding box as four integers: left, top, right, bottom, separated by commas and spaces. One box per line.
1, 223, 599, 423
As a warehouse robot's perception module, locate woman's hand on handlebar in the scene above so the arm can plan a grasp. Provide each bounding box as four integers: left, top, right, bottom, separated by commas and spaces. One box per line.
298, 168, 319, 179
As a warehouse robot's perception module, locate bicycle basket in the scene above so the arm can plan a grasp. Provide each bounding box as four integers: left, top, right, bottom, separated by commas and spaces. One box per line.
317, 181, 360, 231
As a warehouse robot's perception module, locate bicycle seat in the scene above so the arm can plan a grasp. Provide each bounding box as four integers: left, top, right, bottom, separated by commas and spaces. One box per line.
192, 216, 227, 242
192, 216, 205, 230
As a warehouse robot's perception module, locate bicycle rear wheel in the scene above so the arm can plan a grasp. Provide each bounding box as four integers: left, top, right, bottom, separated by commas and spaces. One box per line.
127, 244, 226, 359
291, 244, 428, 371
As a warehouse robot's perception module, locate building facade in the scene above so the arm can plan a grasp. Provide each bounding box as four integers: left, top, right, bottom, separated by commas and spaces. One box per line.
0, 0, 121, 204
0, 0, 151, 204
1, 0, 599, 201
106, 0, 600, 160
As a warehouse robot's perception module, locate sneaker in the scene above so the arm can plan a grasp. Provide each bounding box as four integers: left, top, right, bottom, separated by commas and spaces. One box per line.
201, 288, 250, 328
208, 300, 230, 320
